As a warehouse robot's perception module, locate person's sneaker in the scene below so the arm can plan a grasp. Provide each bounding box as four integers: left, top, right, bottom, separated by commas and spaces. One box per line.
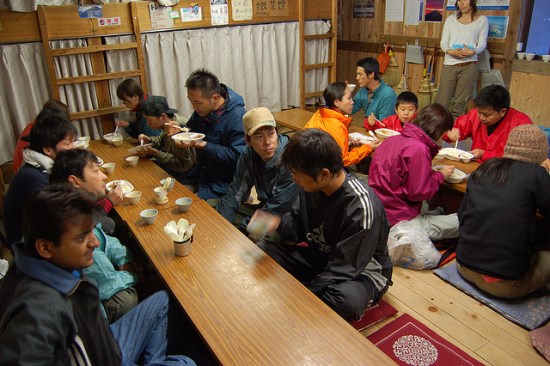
0, 258, 9, 278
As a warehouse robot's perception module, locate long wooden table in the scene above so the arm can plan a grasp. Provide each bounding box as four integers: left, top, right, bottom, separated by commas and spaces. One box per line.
89, 139, 395, 365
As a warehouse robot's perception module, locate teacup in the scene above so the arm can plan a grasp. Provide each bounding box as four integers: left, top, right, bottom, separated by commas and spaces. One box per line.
125, 156, 139, 167
140, 209, 158, 224
154, 187, 168, 204
526, 53, 536, 61
517, 52, 526, 60
160, 177, 175, 191
174, 237, 193, 256
125, 190, 142, 205
175, 197, 193, 213
102, 162, 116, 174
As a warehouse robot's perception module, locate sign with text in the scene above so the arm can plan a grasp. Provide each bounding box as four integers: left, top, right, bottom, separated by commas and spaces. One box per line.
253, 0, 289, 17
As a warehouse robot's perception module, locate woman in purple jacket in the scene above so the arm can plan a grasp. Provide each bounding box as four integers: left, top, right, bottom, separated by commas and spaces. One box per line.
368, 103, 459, 241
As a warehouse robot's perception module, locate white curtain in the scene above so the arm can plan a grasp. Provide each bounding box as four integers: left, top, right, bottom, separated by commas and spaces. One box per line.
0, 20, 330, 165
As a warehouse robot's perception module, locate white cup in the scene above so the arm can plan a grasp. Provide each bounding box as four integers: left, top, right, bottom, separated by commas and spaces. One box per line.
542, 55, 550, 62
174, 237, 192, 256
154, 186, 167, 204
175, 197, 193, 213
140, 209, 158, 224
347, 83, 357, 93
102, 162, 116, 174
526, 53, 536, 61
125, 190, 142, 205
516, 52, 526, 60
125, 156, 139, 167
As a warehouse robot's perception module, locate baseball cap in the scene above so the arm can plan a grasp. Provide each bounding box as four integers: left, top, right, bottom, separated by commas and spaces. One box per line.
242, 107, 276, 136
141, 96, 179, 117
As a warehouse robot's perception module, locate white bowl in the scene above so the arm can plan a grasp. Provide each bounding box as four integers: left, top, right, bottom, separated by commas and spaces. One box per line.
171, 132, 205, 146
526, 53, 536, 61
125, 190, 142, 205
374, 128, 401, 139
347, 84, 357, 93
125, 156, 139, 167
443, 148, 474, 163
103, 132, 121, 144
111, 136, 124, 147
445, 169, 467, 184
516, 52, 526, 60
433, 165, 467, 184
140, 209, 158, 224
176, 197, 193, 213
102, 162, 116, 174
542, 55, 550, 62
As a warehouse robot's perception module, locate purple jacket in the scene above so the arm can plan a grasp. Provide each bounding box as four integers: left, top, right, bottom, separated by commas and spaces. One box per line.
368, 123, 444, 226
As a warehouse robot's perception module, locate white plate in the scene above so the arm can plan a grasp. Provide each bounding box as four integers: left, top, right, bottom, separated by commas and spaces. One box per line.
349, 132, 377, 144
171, 132, 205, 145
441, 148, 474, 163
433, 165, 467, 184
374, 128, 401, 139
106, 180, 134, 194
127, 143, 153, 155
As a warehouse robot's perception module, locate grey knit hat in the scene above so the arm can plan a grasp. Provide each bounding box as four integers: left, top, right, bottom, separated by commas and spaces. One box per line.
503, 125, 548, 164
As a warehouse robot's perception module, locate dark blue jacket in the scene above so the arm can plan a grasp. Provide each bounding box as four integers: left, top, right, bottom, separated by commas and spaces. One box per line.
3, 164, 49, 247
0, 243, 122, 365
185, 84, 246, 199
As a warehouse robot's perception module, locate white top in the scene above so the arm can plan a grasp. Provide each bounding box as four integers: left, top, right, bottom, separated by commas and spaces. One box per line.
440, 14, 489, 66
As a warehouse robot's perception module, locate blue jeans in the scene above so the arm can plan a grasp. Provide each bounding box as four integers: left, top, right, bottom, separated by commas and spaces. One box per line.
110, 291, 196, 366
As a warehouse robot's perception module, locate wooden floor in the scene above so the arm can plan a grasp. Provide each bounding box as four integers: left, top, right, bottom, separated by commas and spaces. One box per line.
362, 266, 549, 365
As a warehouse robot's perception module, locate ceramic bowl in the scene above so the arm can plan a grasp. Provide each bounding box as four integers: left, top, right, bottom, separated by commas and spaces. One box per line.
140, 209, 158, 224
374, 128, 401, 139
347, 84, 357, 93
526, 53, 536, 61
542, 55, 550, 62
171, 132, 206, 146
176, 197, 193, 213
125, 190, 142, 205
445, 169, 467, 184
111, 136, 124, 146
516, 52, 526, 60
102, 162, 116, 174
125, 156, 139, 167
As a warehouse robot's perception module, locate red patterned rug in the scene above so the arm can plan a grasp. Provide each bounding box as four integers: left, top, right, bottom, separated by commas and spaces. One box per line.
367, 314, 485, 366
350, 299, 398, 331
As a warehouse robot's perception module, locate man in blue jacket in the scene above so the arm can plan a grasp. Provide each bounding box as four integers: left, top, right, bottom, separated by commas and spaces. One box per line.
179, 69, 246, 204
216, 107, 298, 235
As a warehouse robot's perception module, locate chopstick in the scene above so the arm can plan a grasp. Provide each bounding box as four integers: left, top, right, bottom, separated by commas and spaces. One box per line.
373, 116, 387, 127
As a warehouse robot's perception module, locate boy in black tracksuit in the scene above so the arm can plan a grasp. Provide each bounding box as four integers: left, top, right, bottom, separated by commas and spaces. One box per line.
251, 129, 392, 321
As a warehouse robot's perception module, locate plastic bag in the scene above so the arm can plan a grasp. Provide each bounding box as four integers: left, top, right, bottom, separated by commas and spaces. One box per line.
387, 221, 441, 270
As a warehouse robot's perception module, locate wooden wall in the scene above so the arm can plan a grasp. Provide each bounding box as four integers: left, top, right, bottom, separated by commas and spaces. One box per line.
336, 0, 550, 127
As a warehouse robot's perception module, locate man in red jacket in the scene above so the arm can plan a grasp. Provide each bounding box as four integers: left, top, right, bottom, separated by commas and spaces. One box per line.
443, 85, 532, 162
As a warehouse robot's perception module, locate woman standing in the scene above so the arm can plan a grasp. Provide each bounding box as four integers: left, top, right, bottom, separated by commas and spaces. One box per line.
438, 0, 488, 119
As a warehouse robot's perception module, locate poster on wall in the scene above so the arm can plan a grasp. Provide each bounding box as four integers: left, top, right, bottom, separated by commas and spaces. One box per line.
353, 0, 374, 18
181, 3, 202, 22
210, 0, 229, 25
386, 0, 404, 22
405, 0, 422, 25
149, 3, 174, 30
78, 5, 103, 19
425, 0, 444, 22
446, 0, 509, 10
487, 16, 508, 38
232, 0, 253, 21
253, 0, 289, 17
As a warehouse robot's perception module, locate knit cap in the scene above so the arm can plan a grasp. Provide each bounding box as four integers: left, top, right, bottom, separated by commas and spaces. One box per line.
503, 125, 549, 164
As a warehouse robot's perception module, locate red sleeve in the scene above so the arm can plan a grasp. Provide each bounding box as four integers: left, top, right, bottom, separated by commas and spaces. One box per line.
99, 197, 113, 214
